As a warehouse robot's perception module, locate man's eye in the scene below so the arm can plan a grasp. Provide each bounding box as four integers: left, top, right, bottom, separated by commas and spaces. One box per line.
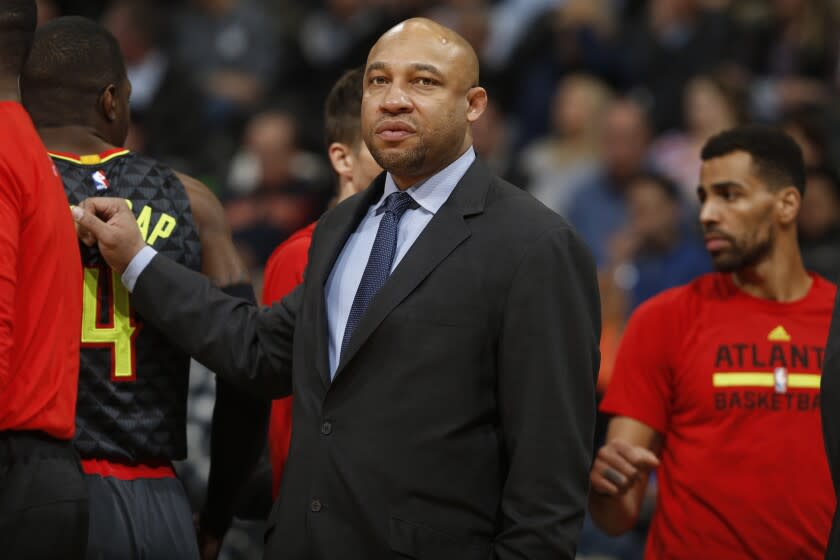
415, 77, 438, 86
369, 76, 388, 85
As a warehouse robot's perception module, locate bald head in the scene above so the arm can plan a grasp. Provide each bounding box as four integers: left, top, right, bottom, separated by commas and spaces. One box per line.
368, 18, 479, 91
361, 17, 488, 188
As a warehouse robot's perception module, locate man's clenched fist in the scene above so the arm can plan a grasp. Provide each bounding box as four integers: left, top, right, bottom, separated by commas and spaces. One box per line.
590, 439, 660, 496
72, 197, 147, 275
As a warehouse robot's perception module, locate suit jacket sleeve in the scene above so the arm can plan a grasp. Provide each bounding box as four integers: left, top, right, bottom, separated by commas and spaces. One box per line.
131, 253, 298, 398
494, 226, 600, 559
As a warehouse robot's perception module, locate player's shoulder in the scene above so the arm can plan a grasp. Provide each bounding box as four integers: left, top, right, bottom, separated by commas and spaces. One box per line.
120, 151, 177, 177
631, 273, 724, 323
0, 102, 46, 164
806, 272, 837, 309
266, 222, 316, 268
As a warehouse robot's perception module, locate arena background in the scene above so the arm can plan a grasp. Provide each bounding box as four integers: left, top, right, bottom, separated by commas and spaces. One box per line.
38, 0, 840, 558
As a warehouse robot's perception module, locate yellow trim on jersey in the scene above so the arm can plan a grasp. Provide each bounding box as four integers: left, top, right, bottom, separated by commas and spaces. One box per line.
49, 149, 130, 165
712, 372, 821, 389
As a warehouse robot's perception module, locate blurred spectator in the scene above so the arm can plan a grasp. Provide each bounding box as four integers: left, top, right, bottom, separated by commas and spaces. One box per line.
519, 73, 614, 214
650, 71, 747, 199
800, 166, 840, 280
782, 103, 833, 167
621, 0, 735, 132
173, 0, 277, 128
299, 0, 385, 72
505, 0, 623, 148
604, 173, 710, 314
740, 0, 839, 120
566, 98, 653, 266
224, 109, 330, 271
292, 0, 393, 137
105, 0, 211, 175
482, 0, 562, 70
470, 97, 519, 182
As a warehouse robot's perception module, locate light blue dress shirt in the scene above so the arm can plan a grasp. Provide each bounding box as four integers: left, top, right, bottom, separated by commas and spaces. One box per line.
121, 147, 477, 379
325, 147, 475, 377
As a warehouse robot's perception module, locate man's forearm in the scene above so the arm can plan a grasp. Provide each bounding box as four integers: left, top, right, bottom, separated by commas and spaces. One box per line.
131, 254, 295, 398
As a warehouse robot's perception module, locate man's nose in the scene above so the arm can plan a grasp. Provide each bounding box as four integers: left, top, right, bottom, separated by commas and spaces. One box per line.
699, 200, 719, 225
380, 82, 413, 114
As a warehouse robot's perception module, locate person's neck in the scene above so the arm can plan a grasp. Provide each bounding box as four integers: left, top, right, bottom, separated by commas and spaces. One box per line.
37, 126, 117, 155
391, 144, 471, 191
0, 76, 20, 101
731, 240, 812, 302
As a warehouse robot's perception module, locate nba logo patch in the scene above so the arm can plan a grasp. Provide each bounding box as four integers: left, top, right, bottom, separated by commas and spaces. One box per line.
774, 367, 788, 394
92, 169, 109, 191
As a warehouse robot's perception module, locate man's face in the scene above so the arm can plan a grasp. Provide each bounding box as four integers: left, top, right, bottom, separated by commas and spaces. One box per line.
698, 151, 777, 272
601, 103, 649, 181
627, 179, 679, 251
361, 23, 479, 185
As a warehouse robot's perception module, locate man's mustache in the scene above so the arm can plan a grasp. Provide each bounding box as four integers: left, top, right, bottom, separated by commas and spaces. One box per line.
703, 227, 736, 244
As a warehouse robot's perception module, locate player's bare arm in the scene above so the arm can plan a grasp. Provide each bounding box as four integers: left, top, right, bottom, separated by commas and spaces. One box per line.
176, 171, 250, 288
589, 416, 662, 536
176, 172, 266, 560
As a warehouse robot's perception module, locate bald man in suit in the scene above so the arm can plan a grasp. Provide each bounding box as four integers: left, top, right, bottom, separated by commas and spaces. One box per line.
72, 18, 600, 560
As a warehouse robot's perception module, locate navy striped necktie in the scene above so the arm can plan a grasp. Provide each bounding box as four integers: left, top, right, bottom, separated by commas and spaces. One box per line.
339, 191, 416, 365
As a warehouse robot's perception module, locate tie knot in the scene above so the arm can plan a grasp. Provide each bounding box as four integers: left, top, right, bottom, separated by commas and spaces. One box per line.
378, 191, 415, 220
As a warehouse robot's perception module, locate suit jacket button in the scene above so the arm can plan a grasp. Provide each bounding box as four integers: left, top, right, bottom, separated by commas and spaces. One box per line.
320, 421, 333, 435
310, 499, 322, 512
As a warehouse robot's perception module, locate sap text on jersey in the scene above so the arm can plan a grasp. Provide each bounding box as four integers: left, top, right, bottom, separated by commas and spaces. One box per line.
124, 200, 177, 245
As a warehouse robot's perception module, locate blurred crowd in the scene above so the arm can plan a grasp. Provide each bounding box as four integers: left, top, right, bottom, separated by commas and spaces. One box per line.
36, 0, 840, 558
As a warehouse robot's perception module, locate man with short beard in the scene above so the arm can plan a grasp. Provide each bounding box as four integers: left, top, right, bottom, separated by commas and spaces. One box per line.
590, 124, 835, 559
70, 17, 600, 560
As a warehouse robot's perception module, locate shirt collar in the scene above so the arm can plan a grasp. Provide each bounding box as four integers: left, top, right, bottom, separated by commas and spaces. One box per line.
377, 147, 476, 215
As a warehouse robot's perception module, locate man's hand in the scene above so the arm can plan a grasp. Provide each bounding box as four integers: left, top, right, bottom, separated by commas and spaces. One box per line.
590, 439, 660, 496
71, 197, 146, 275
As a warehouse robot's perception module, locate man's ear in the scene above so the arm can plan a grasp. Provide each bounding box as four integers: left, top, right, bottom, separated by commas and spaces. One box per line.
465, 87, 488, 124
777, 186, 801, 226
100, 84, 118, 122
328, 142, 354, 181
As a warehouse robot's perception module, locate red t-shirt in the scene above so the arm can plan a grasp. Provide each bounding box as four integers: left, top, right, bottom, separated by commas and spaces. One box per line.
601, 272, 835, 559
0, 101, 82, 439
262, 221, 316, 498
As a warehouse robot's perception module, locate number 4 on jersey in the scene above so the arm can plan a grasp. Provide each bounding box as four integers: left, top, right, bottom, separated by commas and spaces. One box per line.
81, 267, 139, 381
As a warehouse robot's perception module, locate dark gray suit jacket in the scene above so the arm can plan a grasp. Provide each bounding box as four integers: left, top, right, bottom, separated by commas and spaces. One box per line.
822, 291, 840, 559
132, 158, 600, 559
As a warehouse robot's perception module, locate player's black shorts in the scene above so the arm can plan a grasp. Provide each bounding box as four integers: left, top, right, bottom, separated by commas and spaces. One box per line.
84, 473, 199, 560
0, 431, 89, 559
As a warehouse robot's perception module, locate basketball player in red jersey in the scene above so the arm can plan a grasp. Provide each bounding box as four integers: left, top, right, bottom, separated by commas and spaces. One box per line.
590, 125, 834, 558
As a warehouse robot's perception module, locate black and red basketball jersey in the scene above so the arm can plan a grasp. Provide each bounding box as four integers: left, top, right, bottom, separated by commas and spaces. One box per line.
54, 148, 201, 463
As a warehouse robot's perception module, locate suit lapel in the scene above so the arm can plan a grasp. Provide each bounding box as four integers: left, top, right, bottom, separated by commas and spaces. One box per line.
307, 175, 386, 387
331, 158, 492, 382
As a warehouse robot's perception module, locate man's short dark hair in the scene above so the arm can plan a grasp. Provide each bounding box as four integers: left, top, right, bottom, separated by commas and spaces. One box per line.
0, 0, 37, 76
324, 66, 364, 148
20, 16, 126, 128
701, 124, 806, 196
